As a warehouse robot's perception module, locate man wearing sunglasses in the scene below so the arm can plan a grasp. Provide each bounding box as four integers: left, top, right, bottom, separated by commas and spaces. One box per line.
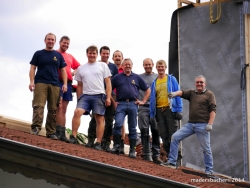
162, 75, 216, 177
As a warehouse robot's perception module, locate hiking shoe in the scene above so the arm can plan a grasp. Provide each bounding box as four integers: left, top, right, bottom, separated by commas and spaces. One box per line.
46, 134, 58, 140
68, 135, 78, 144
153, 156, 163, 165
161, 162, 177, 169
58, 135, 69, 142
30, 127, 40, 135
93, 142, 102, 150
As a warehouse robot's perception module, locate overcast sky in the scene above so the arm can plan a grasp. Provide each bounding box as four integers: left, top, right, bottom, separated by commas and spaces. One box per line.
0, 0, 208, 134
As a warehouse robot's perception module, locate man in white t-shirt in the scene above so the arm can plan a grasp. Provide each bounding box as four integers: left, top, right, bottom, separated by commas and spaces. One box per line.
69, 45, 112, 150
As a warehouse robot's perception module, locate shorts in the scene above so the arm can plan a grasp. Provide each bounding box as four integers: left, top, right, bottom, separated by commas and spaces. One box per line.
76, 94, 106, 115
59, 82, 73, 101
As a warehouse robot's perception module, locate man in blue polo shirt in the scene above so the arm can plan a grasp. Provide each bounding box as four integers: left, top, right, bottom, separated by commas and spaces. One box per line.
29, 33, 67, 139
110, 58, 151, 158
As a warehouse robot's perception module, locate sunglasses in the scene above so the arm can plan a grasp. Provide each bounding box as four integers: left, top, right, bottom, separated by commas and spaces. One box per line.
196, 81, 204, 84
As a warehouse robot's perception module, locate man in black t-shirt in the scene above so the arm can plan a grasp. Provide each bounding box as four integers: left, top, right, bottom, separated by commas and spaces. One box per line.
29, 33, 67, 139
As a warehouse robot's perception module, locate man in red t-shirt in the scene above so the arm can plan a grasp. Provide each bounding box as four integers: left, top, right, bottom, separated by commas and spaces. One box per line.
56, 36, 80, 142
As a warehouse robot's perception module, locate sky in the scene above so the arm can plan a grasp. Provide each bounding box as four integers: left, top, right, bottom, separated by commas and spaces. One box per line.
0, 0, 207, 135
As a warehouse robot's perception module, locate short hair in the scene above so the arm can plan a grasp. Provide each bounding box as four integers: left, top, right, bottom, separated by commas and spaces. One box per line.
156, 59, 167, 67
113, 50, 123, 58
143, 58, 153, 64
86, 45, 98, 54
60, 36, 70, 42
45, 32, 56, 40
195, 75, 206, 82
122, 58, 133, 65
100, 46, 110, 54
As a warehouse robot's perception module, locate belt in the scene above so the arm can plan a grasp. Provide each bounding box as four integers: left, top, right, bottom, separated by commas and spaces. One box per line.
118, 99, 135, 102
157, 106, 170, 112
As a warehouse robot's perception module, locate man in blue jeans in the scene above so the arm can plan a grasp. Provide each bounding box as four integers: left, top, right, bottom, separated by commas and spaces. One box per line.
110, 58, 150, 158
162, 75, 216, 177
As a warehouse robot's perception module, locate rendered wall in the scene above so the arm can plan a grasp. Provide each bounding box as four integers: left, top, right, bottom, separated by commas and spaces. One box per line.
177, 1, 248, 179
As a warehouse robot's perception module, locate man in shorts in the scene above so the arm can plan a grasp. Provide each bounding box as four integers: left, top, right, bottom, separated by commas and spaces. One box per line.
55, 36, 81, 142
69, 45, 111, 150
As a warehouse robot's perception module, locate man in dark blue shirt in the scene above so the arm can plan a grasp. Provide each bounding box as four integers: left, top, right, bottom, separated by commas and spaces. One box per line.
86, 46, 118, 150
29, 33, 67, 139
110, 58, 150, 158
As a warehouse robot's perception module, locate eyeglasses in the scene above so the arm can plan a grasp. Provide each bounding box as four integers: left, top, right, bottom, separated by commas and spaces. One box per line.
196, 81, 204, 84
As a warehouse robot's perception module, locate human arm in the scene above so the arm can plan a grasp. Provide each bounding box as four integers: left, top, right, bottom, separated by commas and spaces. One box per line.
168, 90, 183, 98
29, 65, 36, 92
206, 111, 216, 132
135, 87, 151, 105
76, 81, 83, 100
60, 67, 67, 93
104, 77, 111, 107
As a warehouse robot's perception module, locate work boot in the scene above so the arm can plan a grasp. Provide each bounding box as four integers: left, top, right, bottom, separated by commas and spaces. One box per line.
129, 139, 137, 158
85, 135, 95, 148
119, 139, 125, 154
141, 128, 153, 161
110, 135, 121, 154
101, 139, 111, 151
55, 125, 61, 138
58, 126, 68, 142
152, 156, 163, 164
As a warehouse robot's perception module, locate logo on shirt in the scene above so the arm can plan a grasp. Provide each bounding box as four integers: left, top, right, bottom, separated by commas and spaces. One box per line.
53, 56, 58, 61
131, 80, 135, 84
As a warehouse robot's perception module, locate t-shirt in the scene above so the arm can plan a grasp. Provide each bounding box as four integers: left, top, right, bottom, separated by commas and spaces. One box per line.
57, 51, 80, 81
112, 72, 149, 101
75, 62, 111, 95
139, 73, 158, 105
30, 49, 66, 87
155, 76, 170, 108
182, 89, 216, 123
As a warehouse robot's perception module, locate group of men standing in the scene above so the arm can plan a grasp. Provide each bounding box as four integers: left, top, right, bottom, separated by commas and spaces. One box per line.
29, 32, 216, 175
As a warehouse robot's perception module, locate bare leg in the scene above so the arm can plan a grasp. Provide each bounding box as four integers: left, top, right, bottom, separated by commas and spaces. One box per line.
95, 114, 105, 143
72, 108, 85, 137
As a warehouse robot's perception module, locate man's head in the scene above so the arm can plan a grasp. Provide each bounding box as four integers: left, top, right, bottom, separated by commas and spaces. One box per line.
195, 75, 207, 93
122, 58, 133, 74
156, 59, 167, 76
59, 36, 70, 52
143, 58, 154, 74
100, 46, 110, 63
112, 50, 124, 67
86, 45, 98, 63
44, 32, 56, 51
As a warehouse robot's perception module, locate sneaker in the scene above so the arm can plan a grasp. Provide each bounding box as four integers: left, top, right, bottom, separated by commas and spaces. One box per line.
205, 172, 218, 179
46, 134, 58, 140
30, 127, 40, 135
161, 162, 177, 169
93, 142, 102, 150
58, 135, 69, 142
68, 135, 78, 144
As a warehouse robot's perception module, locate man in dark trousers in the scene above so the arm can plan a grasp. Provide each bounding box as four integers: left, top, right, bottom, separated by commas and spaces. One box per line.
110, 58, 150, 158
29, 33, 67, 139
162, 75, 216, 177
138, 58, 163, 164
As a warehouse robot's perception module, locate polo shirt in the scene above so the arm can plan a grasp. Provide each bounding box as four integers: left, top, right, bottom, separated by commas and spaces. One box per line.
111, 72, 149, 101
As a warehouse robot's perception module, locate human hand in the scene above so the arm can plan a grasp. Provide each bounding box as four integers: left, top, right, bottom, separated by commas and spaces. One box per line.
150, 117, 156, 126
175, 112, 182, 120
168, 91, 178, 99
135, 98, 145, 105
29, 83, 35, 92
206, 124, 212, 132
62, 84, 67, 93
105, 98, 111, 107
